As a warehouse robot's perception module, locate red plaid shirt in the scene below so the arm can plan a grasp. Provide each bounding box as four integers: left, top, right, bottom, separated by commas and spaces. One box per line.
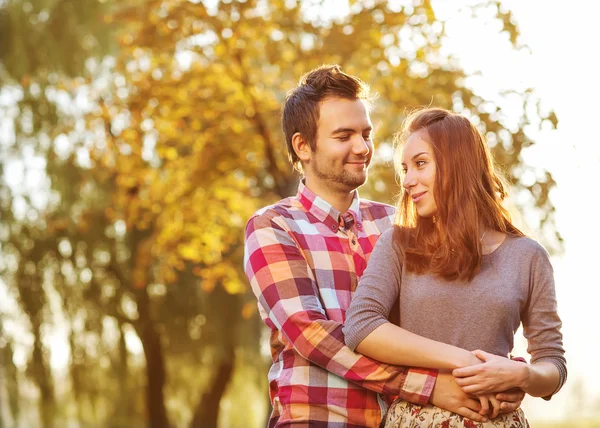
244, 182, 437, 427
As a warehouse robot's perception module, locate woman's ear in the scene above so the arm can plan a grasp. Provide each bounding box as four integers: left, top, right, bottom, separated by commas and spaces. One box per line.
292, 132, 311, 163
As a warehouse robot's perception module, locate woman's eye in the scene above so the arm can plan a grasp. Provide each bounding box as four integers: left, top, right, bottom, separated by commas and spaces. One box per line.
416, 160, 426, 167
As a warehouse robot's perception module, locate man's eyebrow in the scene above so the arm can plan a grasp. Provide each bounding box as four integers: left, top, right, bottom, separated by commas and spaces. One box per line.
401, 151, 429, 165
331, 126, 373, 135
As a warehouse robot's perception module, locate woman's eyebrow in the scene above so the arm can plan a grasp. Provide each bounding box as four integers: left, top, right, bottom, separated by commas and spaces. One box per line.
411, 151, 429, 160
401, 151, 429, 166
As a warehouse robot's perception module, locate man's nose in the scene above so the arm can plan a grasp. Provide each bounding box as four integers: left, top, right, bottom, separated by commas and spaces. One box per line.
352, 136, 370, 155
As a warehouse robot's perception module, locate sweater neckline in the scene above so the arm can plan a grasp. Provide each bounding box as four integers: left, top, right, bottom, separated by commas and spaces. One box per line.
482, 233, 513, 258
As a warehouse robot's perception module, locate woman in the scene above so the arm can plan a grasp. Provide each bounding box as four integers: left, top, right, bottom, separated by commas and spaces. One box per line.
342, 108, 566, 427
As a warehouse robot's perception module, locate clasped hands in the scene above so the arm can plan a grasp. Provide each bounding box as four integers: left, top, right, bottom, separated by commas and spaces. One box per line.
453, 349, 529, 420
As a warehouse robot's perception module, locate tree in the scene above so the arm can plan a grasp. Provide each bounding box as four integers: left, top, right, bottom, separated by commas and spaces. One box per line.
82, 0, 560, 425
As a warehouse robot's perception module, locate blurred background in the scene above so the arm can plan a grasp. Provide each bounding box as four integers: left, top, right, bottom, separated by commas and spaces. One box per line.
0, 0, 598, 427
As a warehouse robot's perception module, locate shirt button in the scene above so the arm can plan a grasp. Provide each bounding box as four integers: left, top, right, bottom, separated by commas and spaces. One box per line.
357, 223, 362, 230
331, 225, 336, 230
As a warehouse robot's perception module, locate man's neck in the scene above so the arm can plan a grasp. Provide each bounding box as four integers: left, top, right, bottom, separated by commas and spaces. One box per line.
304, 177, 355, 213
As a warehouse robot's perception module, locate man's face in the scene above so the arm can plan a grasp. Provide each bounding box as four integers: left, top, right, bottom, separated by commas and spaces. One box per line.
304, 97, 373, 193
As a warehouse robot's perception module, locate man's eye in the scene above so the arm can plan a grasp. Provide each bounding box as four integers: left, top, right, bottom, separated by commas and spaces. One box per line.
363, 134, 371, 140
338, 135, 351, 141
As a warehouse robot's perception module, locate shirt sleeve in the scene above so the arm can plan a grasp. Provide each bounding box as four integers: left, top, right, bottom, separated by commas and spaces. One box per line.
244, 212, 436, 405
522, 243, 567, 400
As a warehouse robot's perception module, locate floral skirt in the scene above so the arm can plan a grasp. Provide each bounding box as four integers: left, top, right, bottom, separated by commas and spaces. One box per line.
383, 400, 530, 428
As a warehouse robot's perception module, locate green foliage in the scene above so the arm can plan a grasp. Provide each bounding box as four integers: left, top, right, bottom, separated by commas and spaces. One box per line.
0, 0, 115, 80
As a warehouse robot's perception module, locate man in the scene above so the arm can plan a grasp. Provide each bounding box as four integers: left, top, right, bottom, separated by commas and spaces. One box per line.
244, 65, 523, 427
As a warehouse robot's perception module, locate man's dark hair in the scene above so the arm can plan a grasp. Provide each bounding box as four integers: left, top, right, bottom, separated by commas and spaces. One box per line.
281, 64, 373, 172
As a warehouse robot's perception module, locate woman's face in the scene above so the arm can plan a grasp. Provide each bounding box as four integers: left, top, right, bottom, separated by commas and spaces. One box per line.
401, 129, 438, 217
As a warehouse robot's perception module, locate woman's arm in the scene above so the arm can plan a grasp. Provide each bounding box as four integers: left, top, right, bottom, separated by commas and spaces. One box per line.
522, 361, 561, 397
343, 229, 481, 370
356, 322, 482, 369
453, 242, 566, 398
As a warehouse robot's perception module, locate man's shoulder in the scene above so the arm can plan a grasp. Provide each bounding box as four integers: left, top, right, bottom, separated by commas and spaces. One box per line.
246, 197, 304, 229
359, 198, 396, 220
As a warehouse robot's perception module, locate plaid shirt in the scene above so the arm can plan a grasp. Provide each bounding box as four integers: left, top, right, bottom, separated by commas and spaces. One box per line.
244, 181, 437, 427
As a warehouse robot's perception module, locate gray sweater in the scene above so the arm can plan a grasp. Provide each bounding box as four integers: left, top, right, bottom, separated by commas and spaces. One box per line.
343, 228, 567, 395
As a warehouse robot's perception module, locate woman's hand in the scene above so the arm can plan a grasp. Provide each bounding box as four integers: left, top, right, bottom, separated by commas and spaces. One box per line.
452, 350, 529, 394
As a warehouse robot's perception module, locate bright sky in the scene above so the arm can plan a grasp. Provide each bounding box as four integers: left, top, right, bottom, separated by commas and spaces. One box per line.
435, 0, 600, 421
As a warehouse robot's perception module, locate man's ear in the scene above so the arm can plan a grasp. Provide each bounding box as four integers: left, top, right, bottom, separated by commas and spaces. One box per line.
292, 132, 311, 163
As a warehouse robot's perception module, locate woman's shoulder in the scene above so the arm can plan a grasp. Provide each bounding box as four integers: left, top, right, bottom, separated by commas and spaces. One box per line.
501, 234, 550, 260
380, 225, 413, 248
375, 227, 397, 251
374, 226, 410, 257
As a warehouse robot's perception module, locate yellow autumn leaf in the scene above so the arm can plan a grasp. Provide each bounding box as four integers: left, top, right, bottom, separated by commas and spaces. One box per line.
177, 243, 201, 261
241, 302, 256, 320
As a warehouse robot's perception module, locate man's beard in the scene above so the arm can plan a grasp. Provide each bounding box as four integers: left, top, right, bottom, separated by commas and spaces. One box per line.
312, 157, 369, 190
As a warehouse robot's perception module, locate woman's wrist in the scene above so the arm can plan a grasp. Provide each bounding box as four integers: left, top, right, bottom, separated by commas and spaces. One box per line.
516, 361, 531, 391
456, 350, 481, 368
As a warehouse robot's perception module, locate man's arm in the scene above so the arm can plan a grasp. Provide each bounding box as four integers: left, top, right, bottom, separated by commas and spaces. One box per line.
244, 212, 435, 404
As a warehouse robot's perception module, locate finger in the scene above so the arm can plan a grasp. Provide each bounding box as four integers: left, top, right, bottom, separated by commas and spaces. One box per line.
455, 376, 493, 392
457, 407, 488, 423
499, 400, 520, 413
478, 396, 489, 416
461, 383, 489, 395
489, 396, 501, 419
472, 349, 492, 361
496, 390, 525, 402
467, 398, 482, 412
453, 366, 483, 378
454, 376, 469, 387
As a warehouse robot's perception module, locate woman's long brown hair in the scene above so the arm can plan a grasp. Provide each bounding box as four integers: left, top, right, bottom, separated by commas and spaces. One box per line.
393, 108, 524, 282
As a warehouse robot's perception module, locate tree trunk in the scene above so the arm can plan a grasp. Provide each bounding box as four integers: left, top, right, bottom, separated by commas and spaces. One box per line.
189, 345, 235, 428
0, 368, 4, 428
113, 320, 131, 426
68, 327, 84, 425
135, 288, 170, 428
31, 326, 55, 428
189, 287, 241, 428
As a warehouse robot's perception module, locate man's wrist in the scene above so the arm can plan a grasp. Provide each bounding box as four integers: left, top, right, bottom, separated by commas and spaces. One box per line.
402, 367, 439, 406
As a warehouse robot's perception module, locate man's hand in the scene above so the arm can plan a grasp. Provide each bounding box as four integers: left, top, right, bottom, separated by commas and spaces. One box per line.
430, 372, 488, 423
452, 350, 528, 394
496, 388, 526, 413
476, 393, 501, 419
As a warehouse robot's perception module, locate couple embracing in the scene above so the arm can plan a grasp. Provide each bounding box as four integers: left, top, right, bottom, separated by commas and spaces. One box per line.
244, 65, 566, 428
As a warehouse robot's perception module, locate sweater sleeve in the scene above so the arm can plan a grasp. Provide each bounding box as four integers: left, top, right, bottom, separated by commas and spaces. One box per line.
522, 243, 567, 399
343, 228, 403, 351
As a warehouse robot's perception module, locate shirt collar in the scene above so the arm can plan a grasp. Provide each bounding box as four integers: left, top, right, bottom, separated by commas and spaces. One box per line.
296, 180, 363, 230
